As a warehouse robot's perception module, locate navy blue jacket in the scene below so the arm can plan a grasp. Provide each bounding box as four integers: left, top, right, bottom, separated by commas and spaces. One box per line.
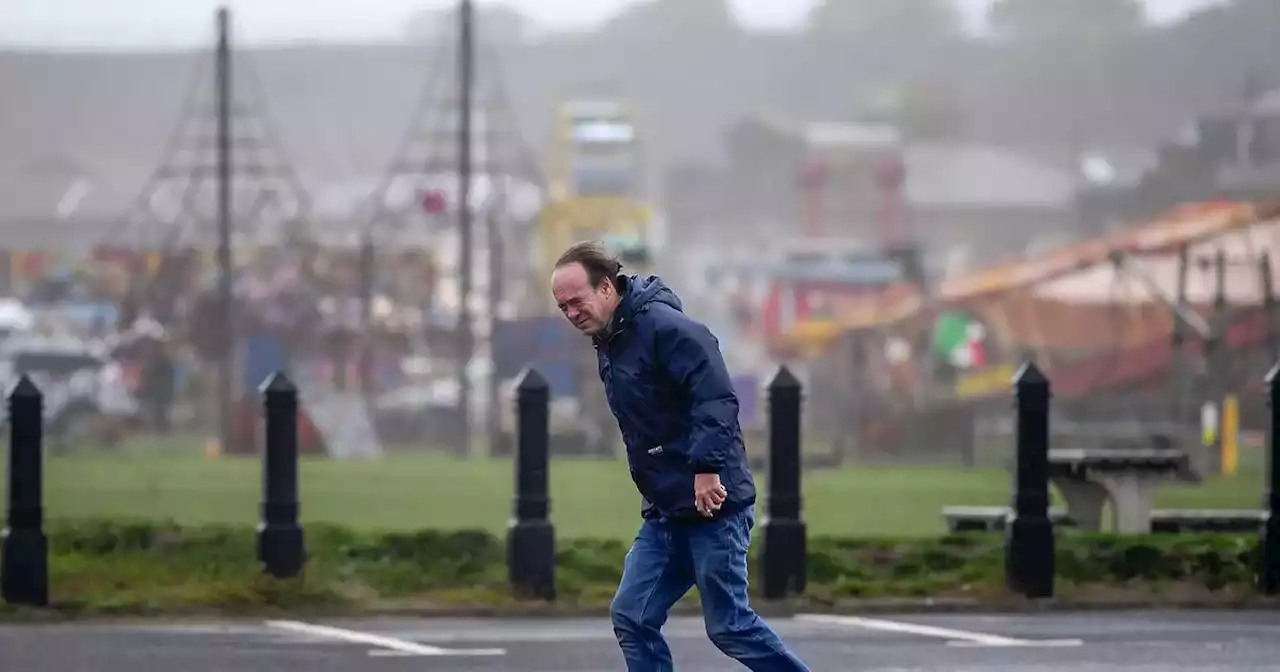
594, 274, 757, 521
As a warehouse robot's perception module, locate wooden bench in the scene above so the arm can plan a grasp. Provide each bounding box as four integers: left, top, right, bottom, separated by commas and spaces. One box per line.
1149, 509, 1268, 534
942, 505, 1076, 533
943, 505, 1268, 534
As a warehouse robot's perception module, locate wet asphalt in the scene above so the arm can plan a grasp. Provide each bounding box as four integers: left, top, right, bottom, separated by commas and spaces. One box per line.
2, 610, 1279, 670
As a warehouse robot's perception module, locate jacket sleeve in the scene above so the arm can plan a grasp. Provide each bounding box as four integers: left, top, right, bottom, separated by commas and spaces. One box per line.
654, 315, 739, 473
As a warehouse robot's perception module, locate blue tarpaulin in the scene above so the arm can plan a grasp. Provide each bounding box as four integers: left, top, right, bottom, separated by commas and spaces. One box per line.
732, 374, 761, 428
243, 333, 289, 396
493, 316, 582, 398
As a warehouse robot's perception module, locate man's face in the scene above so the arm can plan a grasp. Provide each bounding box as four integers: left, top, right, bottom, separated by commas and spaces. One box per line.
551, 263, 617, 336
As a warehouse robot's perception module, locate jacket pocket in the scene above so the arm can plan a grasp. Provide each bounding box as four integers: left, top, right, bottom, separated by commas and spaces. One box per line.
636, 448, 695, 517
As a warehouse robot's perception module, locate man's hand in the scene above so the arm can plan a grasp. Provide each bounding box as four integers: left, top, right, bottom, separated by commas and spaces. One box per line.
694, 473, 728, 518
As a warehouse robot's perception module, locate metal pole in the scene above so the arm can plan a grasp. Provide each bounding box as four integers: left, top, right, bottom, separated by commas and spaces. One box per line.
1170, 246, 1190, 418
215, 7, 235, 455
358, 231, 376, 397
1262, 253, 1278, 362
455, 0, 475, 457
481, 78, 505, 456
1201, 250, 1230, 474
486, 201, 504, 455
1211, 248, 1228, 381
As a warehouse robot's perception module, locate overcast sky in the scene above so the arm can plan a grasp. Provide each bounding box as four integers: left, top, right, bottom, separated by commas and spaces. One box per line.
0, 0, 1220, 49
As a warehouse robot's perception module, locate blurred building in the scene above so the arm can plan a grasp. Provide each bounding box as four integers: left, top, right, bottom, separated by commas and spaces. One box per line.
676, 116, 1080, 277
1077, 86, 1280, 229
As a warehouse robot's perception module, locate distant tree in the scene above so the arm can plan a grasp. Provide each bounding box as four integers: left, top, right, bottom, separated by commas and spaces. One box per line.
1163, 0, 1280, 51
403, 3, 534, 44
987, 0, 1147, 42
599, 0, 739, 39
860, 81, 967, 141
806, 0, 962, 41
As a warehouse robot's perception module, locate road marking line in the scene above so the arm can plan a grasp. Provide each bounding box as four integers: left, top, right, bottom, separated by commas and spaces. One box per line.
264, 620, 505, 656
948, 639, 1083, 648
796, 614, 1023, 645
795, 614, 1081, 648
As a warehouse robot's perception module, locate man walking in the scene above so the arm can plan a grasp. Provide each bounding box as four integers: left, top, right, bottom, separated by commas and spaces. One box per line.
550, 241, 810, 672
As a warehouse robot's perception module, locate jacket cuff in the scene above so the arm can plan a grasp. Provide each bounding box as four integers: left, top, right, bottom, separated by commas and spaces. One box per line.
692, 459, 723, 474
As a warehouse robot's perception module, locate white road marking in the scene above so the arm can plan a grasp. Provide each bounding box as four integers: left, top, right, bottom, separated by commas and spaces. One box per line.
947, 639, 1083, 648
264, 620, 506, 657
795, 614, 1082, 648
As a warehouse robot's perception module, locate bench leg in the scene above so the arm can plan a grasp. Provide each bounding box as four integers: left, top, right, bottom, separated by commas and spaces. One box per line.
1053, 478, 1107, 532
1098, 475, 1157, 534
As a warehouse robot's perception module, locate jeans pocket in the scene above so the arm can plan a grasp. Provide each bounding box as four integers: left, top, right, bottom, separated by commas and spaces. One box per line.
715, 508, 750, 555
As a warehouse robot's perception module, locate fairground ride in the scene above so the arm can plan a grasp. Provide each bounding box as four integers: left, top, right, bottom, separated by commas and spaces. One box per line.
517, 97, 658, 455
774, 199, 1280, 463
535, 98, 656, 278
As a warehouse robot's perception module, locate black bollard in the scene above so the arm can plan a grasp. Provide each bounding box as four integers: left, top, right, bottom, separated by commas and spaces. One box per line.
2, 376, 48, 606
761, 365, 807, 600
1260, 364, 1280, 595
1005, 361, 1054, 599
507, 368, 556, 600
258, 372, 305, 579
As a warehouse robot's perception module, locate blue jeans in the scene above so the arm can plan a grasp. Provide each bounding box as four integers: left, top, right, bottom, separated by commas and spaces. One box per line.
610, 506, 810, 671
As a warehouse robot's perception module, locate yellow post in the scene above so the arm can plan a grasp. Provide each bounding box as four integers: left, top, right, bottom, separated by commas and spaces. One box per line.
203, 436, 223, 460
1221, 394, 1239, 477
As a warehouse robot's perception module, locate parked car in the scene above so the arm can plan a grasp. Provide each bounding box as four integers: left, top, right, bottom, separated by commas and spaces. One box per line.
0, 332, 139, 452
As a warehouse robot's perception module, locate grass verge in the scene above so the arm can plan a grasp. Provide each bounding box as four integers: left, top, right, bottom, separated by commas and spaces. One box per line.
14, 451, 1268, 538
0, 519, 1269, 618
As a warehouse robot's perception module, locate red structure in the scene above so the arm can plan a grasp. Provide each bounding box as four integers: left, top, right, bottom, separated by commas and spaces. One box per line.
421, 189, 447, 214
228, 400, 328, 457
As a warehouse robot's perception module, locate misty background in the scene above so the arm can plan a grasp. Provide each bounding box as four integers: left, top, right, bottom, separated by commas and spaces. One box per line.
0, 0, 1226, 47
0, 0, 1277, 545
3, 0, 1274, 251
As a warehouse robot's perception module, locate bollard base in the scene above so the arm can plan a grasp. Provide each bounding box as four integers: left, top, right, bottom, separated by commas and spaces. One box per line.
1005, 515, 1055, 599
760, 517, 807, 600
1258, 516, 1280, 596
507, 519, 556, 601
257, 523, 306, 579
1, 527, 49, 607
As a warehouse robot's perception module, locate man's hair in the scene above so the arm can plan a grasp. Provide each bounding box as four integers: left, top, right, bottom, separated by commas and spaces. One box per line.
554, 240, 622, 289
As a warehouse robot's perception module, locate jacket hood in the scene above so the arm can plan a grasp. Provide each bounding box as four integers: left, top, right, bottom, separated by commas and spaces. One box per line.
618, 274, 682, 320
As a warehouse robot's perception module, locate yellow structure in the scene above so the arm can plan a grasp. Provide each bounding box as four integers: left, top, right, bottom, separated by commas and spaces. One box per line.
955, 363, 1018, 399
537, 98, 654, 277
1221, 394, 1239, 477
776, 201, 1262, 356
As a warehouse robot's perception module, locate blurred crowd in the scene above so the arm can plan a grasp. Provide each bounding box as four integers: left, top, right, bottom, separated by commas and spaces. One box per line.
6, 241, 452, 437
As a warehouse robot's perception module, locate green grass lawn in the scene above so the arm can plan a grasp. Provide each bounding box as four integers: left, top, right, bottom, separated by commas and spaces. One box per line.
5, 441, 1266, 540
